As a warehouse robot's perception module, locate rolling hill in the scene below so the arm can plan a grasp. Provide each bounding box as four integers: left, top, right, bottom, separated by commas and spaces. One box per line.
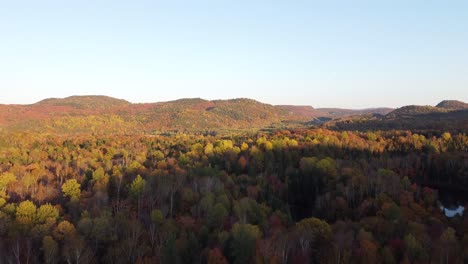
36, 95, 131, 110
0, 96, 465, 134
326, 100, 468, 133
315, 107, 394, 118
0, 95, 398, 134
385, 105, 448, 119
436, 100, 468, 110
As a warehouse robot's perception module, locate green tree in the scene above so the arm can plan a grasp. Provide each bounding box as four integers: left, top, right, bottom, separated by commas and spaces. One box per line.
91, 213, 113, 248
296, 217, 332, 241
295, 217, 332, 262
207, 203, 228, 230
130, 175, 146, 215
404, 234, 424, 261
380, 202, 401, 221
230, 223, 260, 264
316, 157, 337, 178
130, 175, 146, 198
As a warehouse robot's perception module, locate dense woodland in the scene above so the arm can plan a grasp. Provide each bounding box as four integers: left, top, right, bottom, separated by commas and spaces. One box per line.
0, 128, 466, 263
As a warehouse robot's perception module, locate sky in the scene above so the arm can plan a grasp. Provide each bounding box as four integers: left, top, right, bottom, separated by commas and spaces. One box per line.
1, 1, 467, 108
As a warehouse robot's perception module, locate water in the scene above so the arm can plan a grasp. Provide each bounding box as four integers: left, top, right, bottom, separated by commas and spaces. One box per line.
438, 189, 466, 218
440, 205, 465, 217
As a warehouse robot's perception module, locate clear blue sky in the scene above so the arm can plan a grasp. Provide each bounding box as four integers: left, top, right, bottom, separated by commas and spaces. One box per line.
1, 1, 467, 108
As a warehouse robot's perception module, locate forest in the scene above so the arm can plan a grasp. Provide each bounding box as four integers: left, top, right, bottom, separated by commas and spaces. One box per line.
0, 128, 466, 263
3, 0, 468, 262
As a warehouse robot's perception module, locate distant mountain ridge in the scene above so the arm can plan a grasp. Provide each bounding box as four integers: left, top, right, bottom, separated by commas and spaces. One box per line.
316, 107, 394, 117
0, 95, 465, 133
326, 100, 468, 132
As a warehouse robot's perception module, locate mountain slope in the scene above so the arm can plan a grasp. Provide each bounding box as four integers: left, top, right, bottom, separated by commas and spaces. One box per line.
385, 105, 448, 118
0, 97, 296, 133
436, 100, 468, 110
36, 95, 131, 110
316, 107, 393, 117
325, 100, 468, 133
0, 96, 464, 134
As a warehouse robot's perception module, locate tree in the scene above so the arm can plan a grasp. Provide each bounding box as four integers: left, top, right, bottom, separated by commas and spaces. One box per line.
404, 234, 424, 262
130, 175, 146, 216
379, 202, 401, 221
62, 235, 95, 264
381, 246, 396, 264
207, 203, 228, 230
440, 227, 457, 264
92, 167, 105, 181
208, 248, 228, 264
62, 179, 81, 202
204, 143, 214, 156
91, 213, 113, 250
37, 203, 59, 224
356, 229, 378, 264
316, 157, 337, 178
92, 166, 109, 196
294, 217, 332, 262
109, 165, 124, 201
230, 223, 260, 264
333, 222, 354, 264
178, 232, 201, 264
0, 172, 16, 199
148, 209, 163, 254
15, 200, 37, 230
158, 172, 185, 218
241, 142, 249, 152
130, 175, 146, 198
53, 220, 76, 241
360, 238, 378, 264
442, 132, 451, 142
42, 235, 59, 264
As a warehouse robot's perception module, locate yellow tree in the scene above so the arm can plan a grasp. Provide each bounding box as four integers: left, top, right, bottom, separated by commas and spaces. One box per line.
62, 179, 81, 202
15, 200, 37, 231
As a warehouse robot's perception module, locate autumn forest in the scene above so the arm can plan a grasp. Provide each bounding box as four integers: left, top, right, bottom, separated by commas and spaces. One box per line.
0, 97, 467, 264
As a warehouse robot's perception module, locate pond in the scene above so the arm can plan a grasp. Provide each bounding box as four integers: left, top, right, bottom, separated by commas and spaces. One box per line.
438, 189, 466, 218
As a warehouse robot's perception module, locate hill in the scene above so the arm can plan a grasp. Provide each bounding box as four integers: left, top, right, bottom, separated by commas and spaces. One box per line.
0, 97, 297, 133
276, 105, 318, 119
386, 100, 468, 118
36, 95, 131, 110
325, 100, 468, 133
316, 107, 393, 117
385, 105, 448, 118
436, 100, 468, 110
0, 96, 465, 134
123, 98, 286, 131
